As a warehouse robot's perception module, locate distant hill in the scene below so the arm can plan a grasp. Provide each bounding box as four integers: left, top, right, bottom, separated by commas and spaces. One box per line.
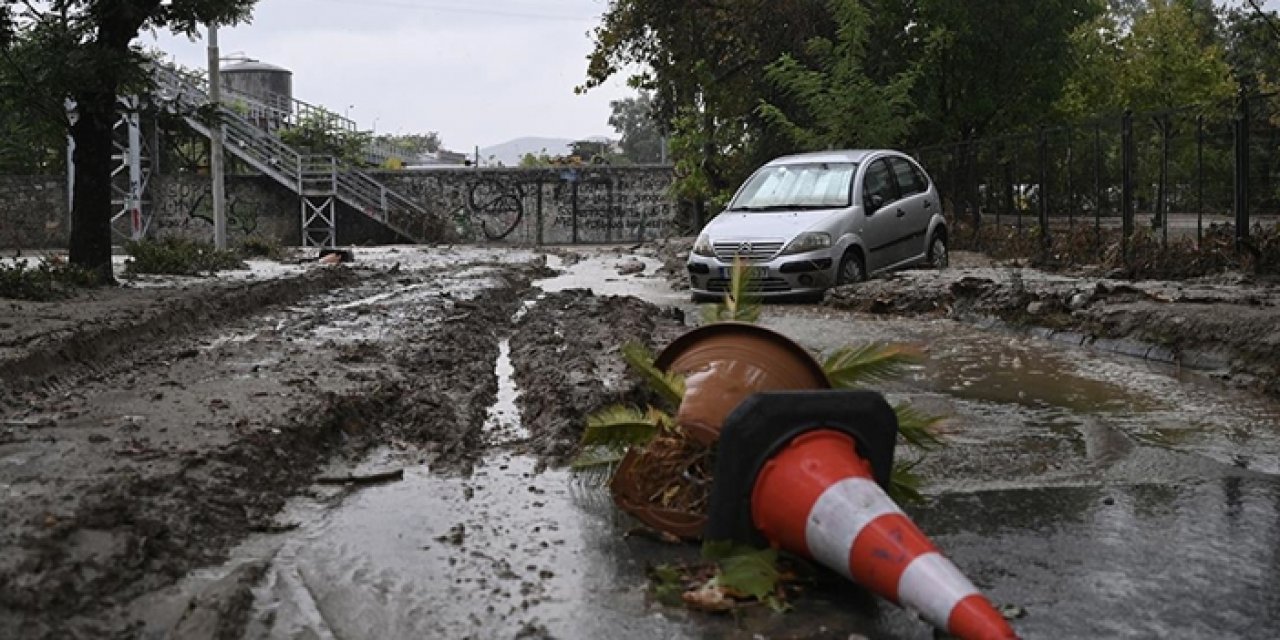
479, 136, 612, 167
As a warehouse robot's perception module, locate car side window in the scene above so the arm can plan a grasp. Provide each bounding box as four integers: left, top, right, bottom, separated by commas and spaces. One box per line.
862, 159, 896, 210
889, 157, 923, 197
911, 162, 930, 191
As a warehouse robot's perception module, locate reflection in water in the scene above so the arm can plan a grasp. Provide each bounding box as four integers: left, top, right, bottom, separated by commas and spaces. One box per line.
245, 456, 694, 639
920, 337, 1151, 412
913, 480, 1280, 639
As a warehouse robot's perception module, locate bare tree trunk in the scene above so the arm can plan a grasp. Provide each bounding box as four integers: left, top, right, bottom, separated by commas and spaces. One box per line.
69, 89, 117, 283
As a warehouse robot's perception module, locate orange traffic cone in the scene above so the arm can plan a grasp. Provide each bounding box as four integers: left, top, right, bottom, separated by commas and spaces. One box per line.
707, 391, 1018, 640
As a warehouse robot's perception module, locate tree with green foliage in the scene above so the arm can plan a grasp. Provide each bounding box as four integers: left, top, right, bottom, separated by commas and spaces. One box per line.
377, 131, 442, 162
0, 40, 65, 174
278, 111, 374, 166
582, 0, 836, 216
907, 0, 1099, 143
757, 0, 915, 151
1121, 0, 1236, 111
1061, 0, 1237, 116
1223, 2, 1280, 92
0, 0, 259, 282
608, 91, 664, 164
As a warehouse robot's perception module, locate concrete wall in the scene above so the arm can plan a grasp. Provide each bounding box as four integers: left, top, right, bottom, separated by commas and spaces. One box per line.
0, 175, 69, 250
0, 165, 679, 250
147, 173, 300, 245
373, 165, 677, 245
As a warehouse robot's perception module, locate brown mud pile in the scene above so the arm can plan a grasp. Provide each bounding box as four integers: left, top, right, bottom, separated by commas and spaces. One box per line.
0, 262, 538, 639
824, 264, 1280, 397
509, 289, 688, 462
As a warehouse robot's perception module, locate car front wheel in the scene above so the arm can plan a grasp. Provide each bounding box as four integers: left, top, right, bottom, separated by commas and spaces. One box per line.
927, 234, 949, 269
837, 250, 866, 285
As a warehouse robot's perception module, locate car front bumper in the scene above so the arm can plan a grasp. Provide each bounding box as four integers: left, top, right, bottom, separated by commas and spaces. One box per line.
686, 253, 837, 297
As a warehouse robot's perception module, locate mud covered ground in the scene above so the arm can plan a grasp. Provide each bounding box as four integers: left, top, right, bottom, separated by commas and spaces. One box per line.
819, 253, 1280, 397
651, 238, 1280, 397
0, 248, 597, 638
2, 240, 1280, 640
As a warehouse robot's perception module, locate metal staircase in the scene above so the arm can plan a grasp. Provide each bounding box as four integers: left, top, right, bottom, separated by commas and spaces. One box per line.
152, 65, 426, 247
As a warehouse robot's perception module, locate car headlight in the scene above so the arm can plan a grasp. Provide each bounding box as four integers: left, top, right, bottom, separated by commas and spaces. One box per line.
781, 232, 832, 255
692, 234, 715, 257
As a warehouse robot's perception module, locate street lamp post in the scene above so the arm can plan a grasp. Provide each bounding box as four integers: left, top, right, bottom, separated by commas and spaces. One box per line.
208, 23, 227, 250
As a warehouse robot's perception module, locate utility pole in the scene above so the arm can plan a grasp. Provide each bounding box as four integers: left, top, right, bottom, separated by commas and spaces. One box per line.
208, 23, 227, 250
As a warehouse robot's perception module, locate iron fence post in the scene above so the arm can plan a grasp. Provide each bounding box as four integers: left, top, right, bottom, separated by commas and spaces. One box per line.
1067, 126, 1075, 230
1038, 127, 1050, 254
1094, 123, 1103, 245
1197, 114, 1204, 247
1002, 151, 1013, 236
1233, 91, 1250, 252
1122, 110, 1135, 261
1159, 115, 1170, 249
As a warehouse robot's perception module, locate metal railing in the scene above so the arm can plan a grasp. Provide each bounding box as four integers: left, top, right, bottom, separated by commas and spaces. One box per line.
912, 91, 1280, 262
163, 66, 400, 166
152, 64, 426, 240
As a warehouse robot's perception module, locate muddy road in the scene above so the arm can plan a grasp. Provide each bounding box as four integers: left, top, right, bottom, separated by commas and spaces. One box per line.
3, 246, 1280, 639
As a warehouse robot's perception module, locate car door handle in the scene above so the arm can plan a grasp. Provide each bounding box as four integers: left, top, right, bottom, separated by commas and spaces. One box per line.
923, 200, 932, 209
896, 209, 906, 218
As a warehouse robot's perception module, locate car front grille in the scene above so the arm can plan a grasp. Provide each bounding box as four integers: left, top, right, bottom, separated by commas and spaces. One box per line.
706, 277, 792, 293
712, 241, 785, 262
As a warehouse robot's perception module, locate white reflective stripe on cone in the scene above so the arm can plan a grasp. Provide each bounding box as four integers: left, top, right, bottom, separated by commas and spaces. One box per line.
805, 476, 902, 580
897, 551, 982, 631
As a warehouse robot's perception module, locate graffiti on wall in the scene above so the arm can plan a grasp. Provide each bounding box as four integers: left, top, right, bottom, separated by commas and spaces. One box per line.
156, 178, 274, 237
381, 167, 675, 245
465, 179, 525, 240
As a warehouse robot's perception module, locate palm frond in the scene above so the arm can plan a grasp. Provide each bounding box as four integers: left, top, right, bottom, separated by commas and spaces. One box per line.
701, 257, 761, 323
580, 404, 662, 448
822, 342, 923, 388
621, 341, 685, 406
892, 402, 944, 451
887, 458, 925, 504
569, 446, 623, 488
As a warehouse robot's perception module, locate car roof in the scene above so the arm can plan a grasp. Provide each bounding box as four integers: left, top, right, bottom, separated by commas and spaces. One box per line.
765, 149, 892, 166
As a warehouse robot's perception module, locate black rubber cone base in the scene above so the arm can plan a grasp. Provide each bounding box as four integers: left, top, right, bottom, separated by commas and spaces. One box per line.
704, 390, 899, 546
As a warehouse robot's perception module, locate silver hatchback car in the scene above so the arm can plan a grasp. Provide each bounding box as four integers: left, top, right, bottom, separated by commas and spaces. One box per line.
687, 149, 948, 299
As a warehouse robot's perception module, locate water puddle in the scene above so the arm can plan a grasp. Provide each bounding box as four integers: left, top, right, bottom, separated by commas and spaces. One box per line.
233, 323, 697, 639
241, 456, 694, 639
483, 339, 528, 446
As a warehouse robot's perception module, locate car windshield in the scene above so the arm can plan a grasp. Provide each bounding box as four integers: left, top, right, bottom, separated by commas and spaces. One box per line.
728, 162, 857, 211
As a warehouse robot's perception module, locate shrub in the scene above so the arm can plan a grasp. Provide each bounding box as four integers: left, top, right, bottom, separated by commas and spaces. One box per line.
0, 258, 99, 301
239, 236, 285, 260
124, 238, 247, 276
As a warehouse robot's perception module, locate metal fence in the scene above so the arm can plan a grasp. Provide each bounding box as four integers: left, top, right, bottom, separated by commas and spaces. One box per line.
911, 91, 1280, 260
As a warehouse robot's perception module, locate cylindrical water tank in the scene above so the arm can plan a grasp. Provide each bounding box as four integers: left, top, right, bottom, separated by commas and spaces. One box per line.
220, 60, 293, 131
220, 60, 293, 103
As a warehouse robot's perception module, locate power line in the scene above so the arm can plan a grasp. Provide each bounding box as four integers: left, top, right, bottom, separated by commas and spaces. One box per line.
304, 0, 597, 23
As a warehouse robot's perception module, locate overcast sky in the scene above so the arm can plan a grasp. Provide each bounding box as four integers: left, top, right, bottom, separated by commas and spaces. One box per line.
145, 0, 632, 152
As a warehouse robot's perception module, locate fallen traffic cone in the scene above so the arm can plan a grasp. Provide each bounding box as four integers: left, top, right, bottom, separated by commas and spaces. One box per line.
706, 391, 1018, 640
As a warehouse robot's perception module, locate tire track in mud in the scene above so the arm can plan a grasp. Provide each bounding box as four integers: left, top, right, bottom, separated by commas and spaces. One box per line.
507, 288, 688, 463
0, 263, 538, 639
0, 268, 362, 412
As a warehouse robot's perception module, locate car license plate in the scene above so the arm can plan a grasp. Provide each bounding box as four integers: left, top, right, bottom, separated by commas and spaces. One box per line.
719, 266, 769, 279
